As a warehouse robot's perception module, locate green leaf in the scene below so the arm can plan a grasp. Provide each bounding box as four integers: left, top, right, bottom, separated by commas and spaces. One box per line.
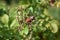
33, 26, 37, 32
23, 27, 29, 35
29, 7, 33, 13
9, 6, 17, 19
0, 9, 5, 16
10, 19, 19, 28
10, 19, 16, 28
19, 26, 29, 35
1, 14, 9, 24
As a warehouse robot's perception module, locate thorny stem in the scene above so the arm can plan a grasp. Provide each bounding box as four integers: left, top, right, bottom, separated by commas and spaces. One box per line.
17, 6, 33, 40
16, 7, 23, 31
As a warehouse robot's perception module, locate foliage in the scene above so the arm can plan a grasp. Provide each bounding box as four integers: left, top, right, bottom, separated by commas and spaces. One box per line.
0, 0, 60, 40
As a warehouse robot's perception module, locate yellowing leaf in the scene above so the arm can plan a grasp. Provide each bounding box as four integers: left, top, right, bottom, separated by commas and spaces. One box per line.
44, 9, 50, 16
50, 20, 58, 33
55, 1, 60, 8
45, 23, 50, 28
